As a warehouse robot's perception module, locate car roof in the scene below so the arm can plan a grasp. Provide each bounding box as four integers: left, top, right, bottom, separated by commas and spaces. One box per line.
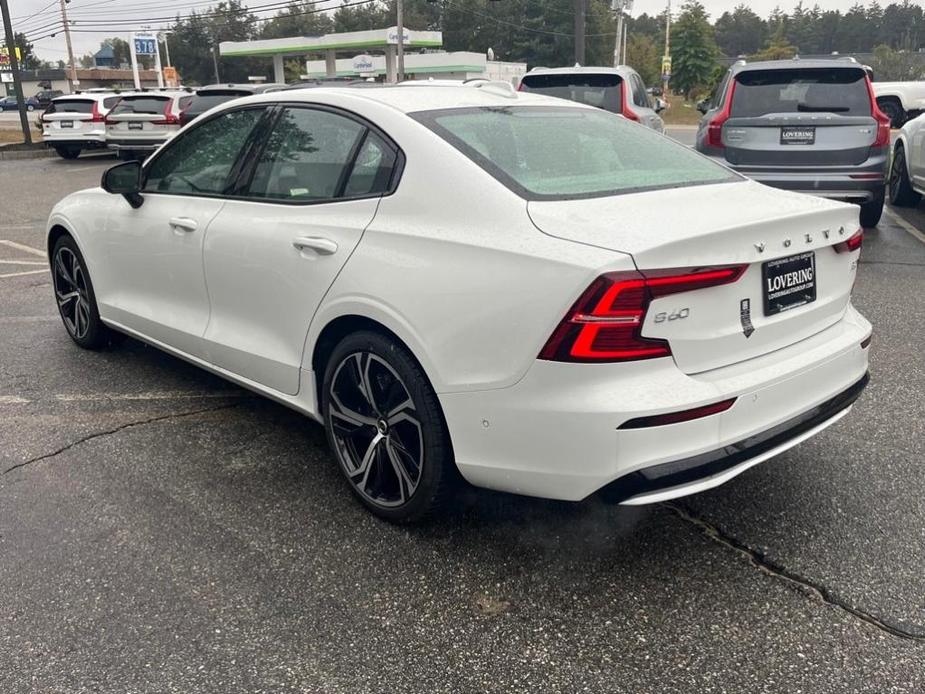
196, 83, 284, 94
731, 58, 867, 74
242, 82, 583, 114
525, 65, 633, 77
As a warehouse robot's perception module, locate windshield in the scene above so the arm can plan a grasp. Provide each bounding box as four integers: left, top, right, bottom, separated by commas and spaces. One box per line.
519, 73, 623, 112
110, 96, 170, 115
732, 68, 871, 117
413, 106, 737, 200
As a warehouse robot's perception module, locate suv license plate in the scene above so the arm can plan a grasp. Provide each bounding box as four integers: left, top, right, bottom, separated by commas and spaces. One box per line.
128, 122, 144, 130
762, 251, 816, 316
780, 126, 815, 145
60, 120, 73, 128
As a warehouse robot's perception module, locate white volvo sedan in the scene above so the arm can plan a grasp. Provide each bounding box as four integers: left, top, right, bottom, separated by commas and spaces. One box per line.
46, 82, 871, 522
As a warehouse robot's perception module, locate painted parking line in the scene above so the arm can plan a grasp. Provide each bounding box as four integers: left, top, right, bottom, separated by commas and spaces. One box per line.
0, 259, 46, 266
884, 208, 925, 246
0, 269, 48, 279
0, 239, 46, 257
0, 396, 30, 404
0, 391, 246, 405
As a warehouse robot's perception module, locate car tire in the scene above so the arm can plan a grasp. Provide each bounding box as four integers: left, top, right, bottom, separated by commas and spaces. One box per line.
877, 97, 905, 129
55, 147, 81, 160
888, 146, 922, 208
51, 235, 119, 350
858, 189, 885, 228
322, 330, 457, 523
27, 105, 34, 112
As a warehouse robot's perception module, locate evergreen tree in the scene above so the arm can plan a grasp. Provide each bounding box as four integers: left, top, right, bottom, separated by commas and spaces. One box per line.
670, 1, 719, 98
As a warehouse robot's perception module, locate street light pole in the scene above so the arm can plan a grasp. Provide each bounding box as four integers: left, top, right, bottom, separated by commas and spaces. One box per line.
396, 0, 404, 82
574, 0, 585, 65
0, 0, 32, 145
612, 0, 633, 68
59, 0, 76, 92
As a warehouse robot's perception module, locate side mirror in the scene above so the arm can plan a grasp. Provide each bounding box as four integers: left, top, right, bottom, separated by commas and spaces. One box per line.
696, 98, 710, 115
102, 161, 144, 208
655, 97, 668, 114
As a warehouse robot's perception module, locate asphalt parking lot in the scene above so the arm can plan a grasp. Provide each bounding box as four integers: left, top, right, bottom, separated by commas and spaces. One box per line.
1, 152, 924, 693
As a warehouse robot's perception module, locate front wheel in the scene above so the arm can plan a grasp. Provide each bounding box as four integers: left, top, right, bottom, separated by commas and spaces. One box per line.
322, 331, 456, 523
877, 98, 905, 128
888, 147, 922, 207
859, 190, 885, 228
52, 236, 118, 350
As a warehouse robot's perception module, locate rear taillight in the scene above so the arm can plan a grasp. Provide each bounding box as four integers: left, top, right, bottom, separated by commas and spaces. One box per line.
864, 77, 891, 147
539, 265, 747, 363
834, 229, 863, 253
90, 101, 104, 123
620, 81, 640, 122
707, 79, 737, 148
153, 100, 180, 125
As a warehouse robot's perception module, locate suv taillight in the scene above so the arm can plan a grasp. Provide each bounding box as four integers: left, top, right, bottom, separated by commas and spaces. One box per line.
152, 100, 179, 125
90, 101, 104, 123
539, 266, 747, 363
864, 77, 891, 147
707, 80, 737, 148
620, 80, 640, 122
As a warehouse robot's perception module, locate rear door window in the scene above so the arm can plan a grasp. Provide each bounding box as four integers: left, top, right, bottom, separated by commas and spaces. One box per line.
519, 73, 623, 113
731, 68, 871, 117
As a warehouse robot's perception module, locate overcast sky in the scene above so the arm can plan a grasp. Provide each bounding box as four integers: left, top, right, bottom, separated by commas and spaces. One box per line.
7, 0, 872, 63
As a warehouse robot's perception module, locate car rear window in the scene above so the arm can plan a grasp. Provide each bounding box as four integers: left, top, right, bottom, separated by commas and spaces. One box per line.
51, 99, 94, 113
519, 73, 623, 112
189, 91, 250, 112
731, 68, 871, 118
413, 106, 736, 200
110, 96, 169, 115
103, 96, 120, 109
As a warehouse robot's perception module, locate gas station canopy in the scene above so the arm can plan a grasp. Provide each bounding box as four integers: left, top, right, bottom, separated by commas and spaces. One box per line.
219, 27, 443, 83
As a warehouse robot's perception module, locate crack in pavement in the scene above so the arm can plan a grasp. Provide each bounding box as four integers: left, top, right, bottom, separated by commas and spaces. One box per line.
1, 402, 243, 477
665, 502, 925, 642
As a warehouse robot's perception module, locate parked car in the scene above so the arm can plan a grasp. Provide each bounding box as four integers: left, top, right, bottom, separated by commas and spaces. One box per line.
46, 83, 870, 522
887, 112, 925, 207
0, 95, 41, 111
696, 58, 891, 228
872, 80, 925, 128
104, 90, 193, 158
519, 66, 666, 132
42, 93, 122, 159
178, 83, 285, 127
33, 89, 64, 108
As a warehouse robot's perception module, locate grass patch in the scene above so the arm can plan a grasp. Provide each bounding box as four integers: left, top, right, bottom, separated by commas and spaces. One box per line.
0, 128, 43, 145
661, 94, 704, 126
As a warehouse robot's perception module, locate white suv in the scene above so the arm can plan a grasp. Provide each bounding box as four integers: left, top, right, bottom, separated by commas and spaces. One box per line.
105, 90, 193, 158
42, 92, 122, 160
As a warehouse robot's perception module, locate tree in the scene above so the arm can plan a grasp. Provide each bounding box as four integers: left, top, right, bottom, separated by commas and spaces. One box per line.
670, 1, 719, 98
870, 43, 924, 80
625, 34, 660, 86
751, 22, 798, 60
260, 1, 335, 39
714, 5, 767, 57
13, 33, 42, 70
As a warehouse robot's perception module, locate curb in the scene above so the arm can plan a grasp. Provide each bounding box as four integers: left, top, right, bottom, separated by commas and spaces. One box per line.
0, 147, 56, 161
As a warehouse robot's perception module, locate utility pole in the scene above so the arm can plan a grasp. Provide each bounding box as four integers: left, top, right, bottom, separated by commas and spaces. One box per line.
396, 0, 404, 82
612, 0, 633, 68
59, 0, 76, 92
0, 0, 32, 144
662, 0, 671, 94
574, 0, 585, 65
212, 43, 221, 83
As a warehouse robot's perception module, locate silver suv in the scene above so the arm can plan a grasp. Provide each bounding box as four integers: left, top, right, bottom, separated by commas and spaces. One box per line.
695, 59, 891, 227
519, 66, 666, 132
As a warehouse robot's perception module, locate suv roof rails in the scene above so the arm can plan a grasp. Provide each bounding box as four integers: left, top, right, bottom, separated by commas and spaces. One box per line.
466, 80, 517, 98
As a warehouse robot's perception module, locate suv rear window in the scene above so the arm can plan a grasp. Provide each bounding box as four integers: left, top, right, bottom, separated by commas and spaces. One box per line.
51, 99, 94, 113
189, 91, 251, 112
414, 106, 736, 200
731, 68, 871, 117
110, 96, 170, 115
519, 73, 623, 113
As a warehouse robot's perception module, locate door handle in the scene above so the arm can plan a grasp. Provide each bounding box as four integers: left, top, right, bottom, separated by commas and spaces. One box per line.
169, 217, 198, 232
292, 236, 338, 255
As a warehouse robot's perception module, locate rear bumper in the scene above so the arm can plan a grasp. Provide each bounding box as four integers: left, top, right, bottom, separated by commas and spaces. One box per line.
715, 151, 889, 202
440, 304, 871, 502
106, 138, 164, 152
44, 137, 107, 149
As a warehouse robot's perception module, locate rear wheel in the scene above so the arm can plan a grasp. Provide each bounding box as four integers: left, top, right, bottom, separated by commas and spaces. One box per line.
859, 189, 885, 228
877, 97, 905, 128
888, 146, 922, 207
52, 236, 118, 350
322, 330, 456, 523
55, 147, 81, 160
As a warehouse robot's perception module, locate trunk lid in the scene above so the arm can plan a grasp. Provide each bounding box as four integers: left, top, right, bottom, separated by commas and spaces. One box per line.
527, 180, 861, 374
723, 66, 877, 167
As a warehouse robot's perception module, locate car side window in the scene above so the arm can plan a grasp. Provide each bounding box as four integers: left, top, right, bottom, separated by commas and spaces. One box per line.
246, 107, 366, 202
343, 132, 398, 197
103, 96, 119, 109
143, 108, 264, 196
632, 75, 650, 108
